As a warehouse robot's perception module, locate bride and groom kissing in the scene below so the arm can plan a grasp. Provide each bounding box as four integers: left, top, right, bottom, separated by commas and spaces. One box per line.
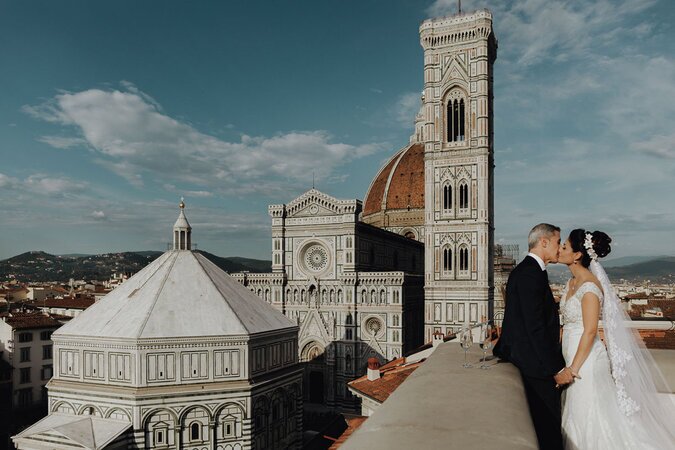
494, 224, 674, 450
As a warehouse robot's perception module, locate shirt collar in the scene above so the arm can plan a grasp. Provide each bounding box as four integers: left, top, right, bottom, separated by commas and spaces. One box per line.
527, 252, 546, 271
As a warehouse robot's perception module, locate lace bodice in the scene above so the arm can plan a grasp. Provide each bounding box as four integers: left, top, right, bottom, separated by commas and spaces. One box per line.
560, 281, 603, 326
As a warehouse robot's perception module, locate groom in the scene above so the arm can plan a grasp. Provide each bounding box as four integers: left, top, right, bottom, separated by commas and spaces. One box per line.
494, 223, 574, 450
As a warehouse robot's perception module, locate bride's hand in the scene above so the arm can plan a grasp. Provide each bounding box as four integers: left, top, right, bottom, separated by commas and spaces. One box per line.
569, 367, 582, 379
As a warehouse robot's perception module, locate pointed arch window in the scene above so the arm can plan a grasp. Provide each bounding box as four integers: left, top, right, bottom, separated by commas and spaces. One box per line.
443, 247, 453, 272
459, 246, 470, 271
443, 184, 453, 210
459, 182, 469, 209
447, 97, 466, 142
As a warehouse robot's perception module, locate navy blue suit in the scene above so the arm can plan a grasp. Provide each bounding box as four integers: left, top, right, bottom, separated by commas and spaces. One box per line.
494, 255, 565, 450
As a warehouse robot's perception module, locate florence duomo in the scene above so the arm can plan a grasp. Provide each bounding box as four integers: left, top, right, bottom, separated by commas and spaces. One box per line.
4, 1, 675, 449
232, 9, 498, 413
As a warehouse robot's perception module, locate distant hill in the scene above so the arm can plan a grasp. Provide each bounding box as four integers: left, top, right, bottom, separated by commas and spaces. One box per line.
225, 256, 273, 272
605, 257, 675, 283
195, 251, 271, 273
0, 250, 271, 282
3, 250, 671, 284
547, 256, 675, 284
602, 255, 673, 268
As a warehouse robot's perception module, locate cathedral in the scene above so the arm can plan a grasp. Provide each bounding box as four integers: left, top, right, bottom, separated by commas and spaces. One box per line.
232, 189, 424, 410
235, 9, 499, 411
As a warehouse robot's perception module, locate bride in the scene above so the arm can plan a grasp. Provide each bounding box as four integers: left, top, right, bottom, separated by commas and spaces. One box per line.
557, 229, 675, 449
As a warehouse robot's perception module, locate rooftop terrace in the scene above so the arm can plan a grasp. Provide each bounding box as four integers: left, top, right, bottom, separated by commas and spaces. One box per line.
341, 331, 675, 449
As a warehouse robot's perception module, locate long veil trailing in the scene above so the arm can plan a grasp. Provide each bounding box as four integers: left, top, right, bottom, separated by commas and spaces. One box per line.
591, 260, 675, 446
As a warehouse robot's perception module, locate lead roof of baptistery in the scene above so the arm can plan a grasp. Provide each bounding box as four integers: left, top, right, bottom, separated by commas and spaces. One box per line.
55, 250, 295, 340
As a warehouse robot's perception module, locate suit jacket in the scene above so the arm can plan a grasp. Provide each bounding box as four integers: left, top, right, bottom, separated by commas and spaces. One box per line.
493, 255, 565, 378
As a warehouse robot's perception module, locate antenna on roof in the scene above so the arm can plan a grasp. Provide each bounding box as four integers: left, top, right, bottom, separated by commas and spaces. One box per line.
458, 0, 462, 14
312, 172, 315, 190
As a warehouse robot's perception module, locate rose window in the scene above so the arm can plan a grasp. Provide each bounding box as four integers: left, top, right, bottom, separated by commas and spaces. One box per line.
304, 245, 328, 272
365, 317, 383, 336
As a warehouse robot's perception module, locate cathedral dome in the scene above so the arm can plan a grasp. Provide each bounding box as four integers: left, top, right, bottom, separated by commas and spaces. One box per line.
362, 143, 425, 237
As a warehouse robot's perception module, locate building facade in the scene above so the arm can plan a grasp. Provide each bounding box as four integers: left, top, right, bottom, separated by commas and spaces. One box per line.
14, 205, 303, 450
0, 312, 62, 411
233, 189, 424, 411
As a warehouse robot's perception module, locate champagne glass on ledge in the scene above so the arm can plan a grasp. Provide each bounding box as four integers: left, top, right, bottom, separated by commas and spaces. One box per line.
479, 324, 492, 370
461, 326, 473, 368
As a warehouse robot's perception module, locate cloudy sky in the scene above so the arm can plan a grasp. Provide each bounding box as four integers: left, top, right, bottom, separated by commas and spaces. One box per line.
1, 0, 674, 260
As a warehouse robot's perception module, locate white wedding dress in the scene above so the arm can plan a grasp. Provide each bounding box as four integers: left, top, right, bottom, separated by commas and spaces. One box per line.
560, 281, 651, 450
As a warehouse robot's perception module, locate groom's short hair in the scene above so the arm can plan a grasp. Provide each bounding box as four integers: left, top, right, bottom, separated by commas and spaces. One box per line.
528, 223, 561, 250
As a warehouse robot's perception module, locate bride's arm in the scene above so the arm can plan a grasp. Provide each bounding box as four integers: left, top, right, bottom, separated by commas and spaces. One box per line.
569, 292, 601, 375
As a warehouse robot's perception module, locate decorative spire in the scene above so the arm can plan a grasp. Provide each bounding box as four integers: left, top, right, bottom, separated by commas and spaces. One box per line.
173, 198, 192, 250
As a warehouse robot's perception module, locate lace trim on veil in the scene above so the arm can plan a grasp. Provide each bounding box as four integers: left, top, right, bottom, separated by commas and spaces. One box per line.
590, 260, 675, 445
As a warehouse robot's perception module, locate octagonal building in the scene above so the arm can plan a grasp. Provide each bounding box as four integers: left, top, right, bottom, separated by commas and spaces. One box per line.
13, 202, 302, 450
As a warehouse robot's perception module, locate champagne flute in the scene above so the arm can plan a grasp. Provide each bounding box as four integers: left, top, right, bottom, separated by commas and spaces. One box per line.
461, 326, 473, 368
480, 324, 492, 369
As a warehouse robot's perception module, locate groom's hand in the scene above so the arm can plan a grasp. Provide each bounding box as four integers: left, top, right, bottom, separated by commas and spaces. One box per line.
554, 367, 574, 387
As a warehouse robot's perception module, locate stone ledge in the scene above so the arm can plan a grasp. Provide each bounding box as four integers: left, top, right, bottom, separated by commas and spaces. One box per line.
341, 342, 537, 449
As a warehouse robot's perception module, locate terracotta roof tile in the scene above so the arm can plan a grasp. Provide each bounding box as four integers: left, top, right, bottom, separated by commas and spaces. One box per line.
348, 358, 423, 403
598, 328, 675, 350
385, 143, 425, 210
363, 143, 425, 217
37, 296, 95, 309
363, 149, 402, 216
0, 312, 63, 330
328, 416, 368, 450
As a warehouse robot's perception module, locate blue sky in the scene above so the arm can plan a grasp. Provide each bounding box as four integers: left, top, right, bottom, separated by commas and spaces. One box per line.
1, 0, 674, 261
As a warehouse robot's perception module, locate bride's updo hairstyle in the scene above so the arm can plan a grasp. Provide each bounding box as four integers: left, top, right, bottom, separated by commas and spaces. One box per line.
568, 229, 612, 268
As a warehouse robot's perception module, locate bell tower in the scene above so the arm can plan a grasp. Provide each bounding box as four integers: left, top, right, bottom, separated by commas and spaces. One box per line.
420, 10, 497, 339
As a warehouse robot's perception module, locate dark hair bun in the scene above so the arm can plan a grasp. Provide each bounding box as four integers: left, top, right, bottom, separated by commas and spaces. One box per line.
591, 231, 612, 258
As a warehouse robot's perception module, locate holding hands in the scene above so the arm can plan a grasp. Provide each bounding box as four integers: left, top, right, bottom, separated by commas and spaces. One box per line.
554, 367, 581, 388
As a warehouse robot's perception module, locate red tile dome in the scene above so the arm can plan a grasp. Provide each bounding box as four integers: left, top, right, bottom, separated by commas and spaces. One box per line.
362, 143, 425, 233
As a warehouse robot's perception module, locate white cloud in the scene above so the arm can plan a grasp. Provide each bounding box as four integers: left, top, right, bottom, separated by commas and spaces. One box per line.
632, 134, 675, 159
0, 172, 88, 197
24, 85, 386, 195
183, 190, 213, 198
427, 0, 657, 65
90, 210, 106, 220
0, 173, 18, 189
24, 174, 87, 197
392, 91, 422, 128
38, 135, 87, 149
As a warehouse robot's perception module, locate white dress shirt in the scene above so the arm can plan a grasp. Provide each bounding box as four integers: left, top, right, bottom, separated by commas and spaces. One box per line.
527, 252, 546, 271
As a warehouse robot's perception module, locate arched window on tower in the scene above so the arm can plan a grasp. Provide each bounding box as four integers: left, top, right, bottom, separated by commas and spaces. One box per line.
447, 96, 466, 143
443, 247, 453, 272
459, 98, 465, 140
459, 246, 469, 271
459, 182, 469, 209
443, 184, 453, 210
